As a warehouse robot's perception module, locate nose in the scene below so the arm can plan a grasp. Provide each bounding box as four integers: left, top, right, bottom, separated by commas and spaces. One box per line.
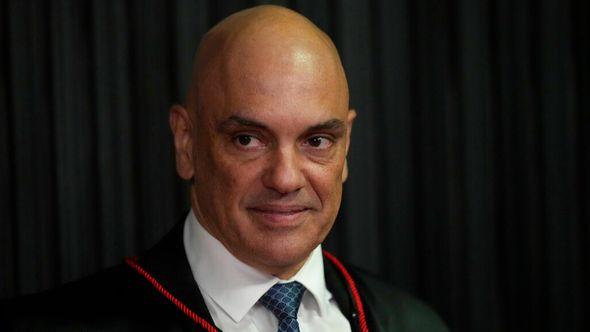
262, 147, 305, 194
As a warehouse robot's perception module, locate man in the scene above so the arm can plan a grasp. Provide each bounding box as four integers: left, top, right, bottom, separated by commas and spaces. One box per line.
1, 5, 448, 332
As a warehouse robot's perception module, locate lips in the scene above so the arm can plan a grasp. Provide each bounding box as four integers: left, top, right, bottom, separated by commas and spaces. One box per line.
247, 204, 311, 226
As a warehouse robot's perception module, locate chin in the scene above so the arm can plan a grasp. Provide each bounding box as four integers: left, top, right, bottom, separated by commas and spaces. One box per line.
253, 234, 319, 272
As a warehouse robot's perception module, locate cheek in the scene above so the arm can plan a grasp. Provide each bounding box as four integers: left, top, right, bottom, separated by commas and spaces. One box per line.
309, 161, 344, 207
212, 154, 263, 204
197, 138, 237, 185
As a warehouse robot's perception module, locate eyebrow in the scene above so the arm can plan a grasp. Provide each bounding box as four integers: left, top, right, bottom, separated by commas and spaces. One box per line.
218, 116, 268, 131
217, 115, 345, 133
308, 118, 346, 132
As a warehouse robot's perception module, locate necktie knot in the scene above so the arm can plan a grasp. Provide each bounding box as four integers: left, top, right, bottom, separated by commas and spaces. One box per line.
259, 281, 306, 332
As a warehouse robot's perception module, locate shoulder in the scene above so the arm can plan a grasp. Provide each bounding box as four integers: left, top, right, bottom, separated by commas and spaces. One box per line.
349, 266, 449, 332
0, 264, 181, 330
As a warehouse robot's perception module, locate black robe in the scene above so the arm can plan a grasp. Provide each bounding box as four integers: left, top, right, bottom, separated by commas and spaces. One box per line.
1, 222, 449, 331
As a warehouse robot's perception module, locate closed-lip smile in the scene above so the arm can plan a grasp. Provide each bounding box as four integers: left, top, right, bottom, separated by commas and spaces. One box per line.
247, 204, 311, 226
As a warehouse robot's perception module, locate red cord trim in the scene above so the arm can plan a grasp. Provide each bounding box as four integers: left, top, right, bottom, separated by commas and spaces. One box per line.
126, 253, 367, 332
125, 257, 218, 332
323, 250, 370, 332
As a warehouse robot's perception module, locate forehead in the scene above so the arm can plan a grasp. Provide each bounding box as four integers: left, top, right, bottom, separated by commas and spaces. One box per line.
227, 33, 339, 89
223, 77, 345, 132
198, 45, 348, 129
193, 17, 349, 127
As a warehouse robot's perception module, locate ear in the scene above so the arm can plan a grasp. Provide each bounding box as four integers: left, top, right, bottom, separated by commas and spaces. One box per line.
342, 109, 357, 183
169, 104, 195, 181
342, 160, 349, 183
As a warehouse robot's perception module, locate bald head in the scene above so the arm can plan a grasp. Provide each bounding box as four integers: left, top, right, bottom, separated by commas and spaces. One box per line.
170, 5, 355, 279
186, 5, 348, 115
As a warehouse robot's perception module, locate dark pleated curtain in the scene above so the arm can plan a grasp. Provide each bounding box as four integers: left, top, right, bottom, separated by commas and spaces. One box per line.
0, 1, 588, 332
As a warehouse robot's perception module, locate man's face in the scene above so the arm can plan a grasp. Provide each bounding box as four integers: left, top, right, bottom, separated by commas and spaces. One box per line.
175, 35, 354, 277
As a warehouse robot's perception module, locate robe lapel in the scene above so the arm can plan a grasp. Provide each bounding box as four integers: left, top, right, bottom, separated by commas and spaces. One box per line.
323, 254, 362, 332
136, 221, 219, 331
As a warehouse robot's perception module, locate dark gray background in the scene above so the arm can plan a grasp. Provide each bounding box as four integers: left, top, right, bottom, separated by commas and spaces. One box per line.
1, 1, 588, 331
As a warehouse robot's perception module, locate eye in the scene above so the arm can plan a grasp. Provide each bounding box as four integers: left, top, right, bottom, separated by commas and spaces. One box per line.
237, 135, 252, 145
304, 136, 333, 149
233, 134, 265, 149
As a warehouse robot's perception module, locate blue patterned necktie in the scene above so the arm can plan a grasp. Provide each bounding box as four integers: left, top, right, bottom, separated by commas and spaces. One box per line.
258, 281, 306, 332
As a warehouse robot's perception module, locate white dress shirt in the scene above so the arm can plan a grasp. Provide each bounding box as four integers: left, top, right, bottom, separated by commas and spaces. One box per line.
183, 210, 351, 332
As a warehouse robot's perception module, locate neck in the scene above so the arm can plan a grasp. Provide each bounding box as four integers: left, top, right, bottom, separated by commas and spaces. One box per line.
268, 260, 307, 280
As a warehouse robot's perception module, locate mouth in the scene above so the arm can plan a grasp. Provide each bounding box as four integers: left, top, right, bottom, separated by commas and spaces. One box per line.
247, 205, 311, 227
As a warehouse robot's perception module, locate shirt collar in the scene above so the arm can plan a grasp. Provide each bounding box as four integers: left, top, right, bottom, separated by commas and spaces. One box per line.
183, 210, 330, 323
